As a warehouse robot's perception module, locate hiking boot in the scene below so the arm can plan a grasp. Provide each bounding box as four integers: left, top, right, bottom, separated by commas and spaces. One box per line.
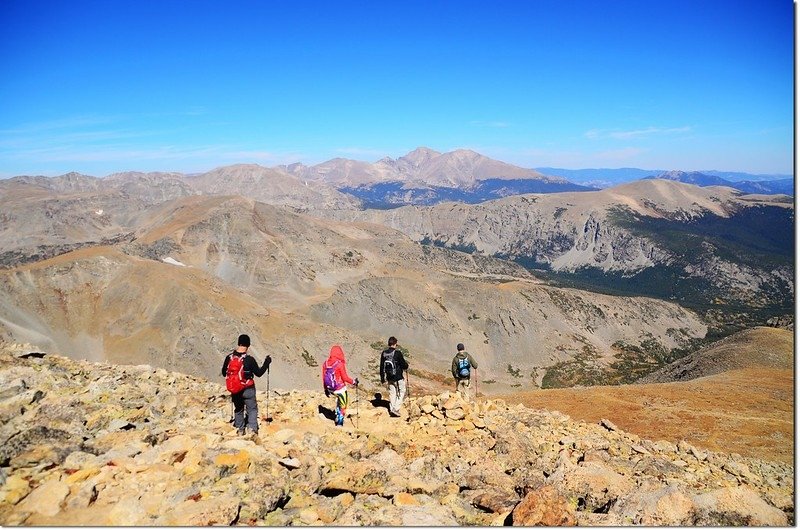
237, 428, 246, 436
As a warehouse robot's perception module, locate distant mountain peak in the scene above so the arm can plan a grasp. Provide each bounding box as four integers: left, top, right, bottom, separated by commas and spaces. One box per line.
658, 170, 708, 179
649, 170, 732, 188
399, 146, 442, 166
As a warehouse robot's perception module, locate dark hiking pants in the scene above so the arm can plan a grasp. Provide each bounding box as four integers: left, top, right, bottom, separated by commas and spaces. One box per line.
232, 386, 259, 433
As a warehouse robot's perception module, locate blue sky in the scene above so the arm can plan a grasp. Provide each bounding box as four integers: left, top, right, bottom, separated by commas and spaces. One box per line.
0, 0, 793, 177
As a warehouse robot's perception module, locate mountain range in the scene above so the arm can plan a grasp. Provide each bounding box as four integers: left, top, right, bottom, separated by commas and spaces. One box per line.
535, 167, 793, 191
0, 161, 793, 393
3, 148, 792, 210
0, 147, 793, 527
644, 170, 794, 196
280, 147, 594, 206
0, 189, 710, 391
315, 179, 794, 316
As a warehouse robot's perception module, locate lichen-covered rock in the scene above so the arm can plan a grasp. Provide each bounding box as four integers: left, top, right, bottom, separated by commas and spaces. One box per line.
0, 351, 792, 526
511, 485, 577, 526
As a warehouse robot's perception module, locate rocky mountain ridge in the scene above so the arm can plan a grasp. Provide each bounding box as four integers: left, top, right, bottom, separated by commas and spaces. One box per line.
283, 148, 594, 206
281, 147, 566, 188
646, 172, 794, 196
0, 343, 792, 526
0, 195, 709, 392
314, 179, 793, 310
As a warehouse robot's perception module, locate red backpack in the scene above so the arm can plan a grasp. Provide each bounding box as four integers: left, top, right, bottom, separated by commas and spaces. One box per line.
226, 352, 254, 394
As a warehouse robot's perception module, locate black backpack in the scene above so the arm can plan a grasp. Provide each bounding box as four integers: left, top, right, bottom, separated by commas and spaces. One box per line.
382, 349, 398, 380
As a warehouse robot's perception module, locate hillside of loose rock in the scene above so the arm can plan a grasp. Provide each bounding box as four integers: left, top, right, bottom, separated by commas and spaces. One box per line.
0, 195, 709, 391
314, 180, 793, 312
0, 343, 792, 526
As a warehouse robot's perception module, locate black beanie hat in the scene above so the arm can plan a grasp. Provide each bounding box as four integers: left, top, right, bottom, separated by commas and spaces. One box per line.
238, 334, 251, 347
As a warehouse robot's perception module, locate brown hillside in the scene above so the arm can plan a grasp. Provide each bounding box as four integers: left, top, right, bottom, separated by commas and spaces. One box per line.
498, 367, 793, 463
637, 326, 793, 384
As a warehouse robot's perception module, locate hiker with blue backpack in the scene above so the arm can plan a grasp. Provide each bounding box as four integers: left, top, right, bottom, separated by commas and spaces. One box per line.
322, 345, 358, 426
380, 336, 409, 417
451, 343, 477, 401
221, 334, 271, 436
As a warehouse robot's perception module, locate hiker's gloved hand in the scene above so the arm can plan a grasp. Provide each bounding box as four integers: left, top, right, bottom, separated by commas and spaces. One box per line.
324, 388, 331, 397
354, 378, 359, 387
264, 355, 272, 367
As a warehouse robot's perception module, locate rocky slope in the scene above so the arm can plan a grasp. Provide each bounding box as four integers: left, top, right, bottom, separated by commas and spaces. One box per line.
635, 326, 793, 384
314, 180, 794, 309
0, 344, 791, 526
187, 164, 360, 210
497, 327, 794, 465
0, 165, 358, 267
0, 195, 709, 391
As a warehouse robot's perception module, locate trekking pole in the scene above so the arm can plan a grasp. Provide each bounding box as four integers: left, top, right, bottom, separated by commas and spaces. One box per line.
475, 368, 478, 401
356, 380, 360, 429
265, 367, 271, 423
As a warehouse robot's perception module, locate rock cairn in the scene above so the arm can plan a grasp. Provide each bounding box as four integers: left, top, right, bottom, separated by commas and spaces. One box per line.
0, 344, 792, 526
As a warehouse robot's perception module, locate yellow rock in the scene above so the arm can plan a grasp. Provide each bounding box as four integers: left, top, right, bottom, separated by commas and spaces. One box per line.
442, 397, 459, 410
1, 474, 31, 505
214, 450, 251, 474
65, 467, 100, 484
339, 492, 355, 507
394, 492, 420, 506
298, 507, 319, 524
17, 477, 69, 517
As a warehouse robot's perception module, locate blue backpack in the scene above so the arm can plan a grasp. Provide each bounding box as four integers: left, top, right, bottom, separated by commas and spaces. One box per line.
457, 357, 471, 378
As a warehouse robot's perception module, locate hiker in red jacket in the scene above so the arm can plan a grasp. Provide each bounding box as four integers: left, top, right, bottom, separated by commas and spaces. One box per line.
321, 345, 358, 426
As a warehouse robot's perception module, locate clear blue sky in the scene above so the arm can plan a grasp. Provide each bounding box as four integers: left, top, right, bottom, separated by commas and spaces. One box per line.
0, 0, 793, 177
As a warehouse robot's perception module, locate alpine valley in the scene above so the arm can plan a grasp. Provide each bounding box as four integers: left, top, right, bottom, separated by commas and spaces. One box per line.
0, 148, 794, 524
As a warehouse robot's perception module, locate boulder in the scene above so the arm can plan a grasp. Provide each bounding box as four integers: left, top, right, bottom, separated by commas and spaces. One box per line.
511, 485, 576, 526
471, 487, 520, 514
393, 492, 420, 506
107, 497, 148, 525
16, 477, 69, 517
692, 486, 788, 526
157, 495, 240, 526
548, 460, 635, 512
1, 474, 32, 505
609, 484, 695, 525
445, 408, 465, 420
214, 450, 250, 474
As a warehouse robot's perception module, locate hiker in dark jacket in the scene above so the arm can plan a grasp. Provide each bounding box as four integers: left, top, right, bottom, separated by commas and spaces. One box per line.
380, 336, 409, 417
451, 343, 477, 401
221, 334, 271, 436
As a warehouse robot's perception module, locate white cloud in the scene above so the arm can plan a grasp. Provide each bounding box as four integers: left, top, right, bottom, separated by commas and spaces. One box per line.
585, 126, 692, 140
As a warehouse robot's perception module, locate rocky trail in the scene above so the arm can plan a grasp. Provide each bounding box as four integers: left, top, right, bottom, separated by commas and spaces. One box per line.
0, 343, 792, 526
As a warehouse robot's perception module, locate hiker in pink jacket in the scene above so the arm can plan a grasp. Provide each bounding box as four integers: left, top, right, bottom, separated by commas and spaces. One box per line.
321, 345, 359, 426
